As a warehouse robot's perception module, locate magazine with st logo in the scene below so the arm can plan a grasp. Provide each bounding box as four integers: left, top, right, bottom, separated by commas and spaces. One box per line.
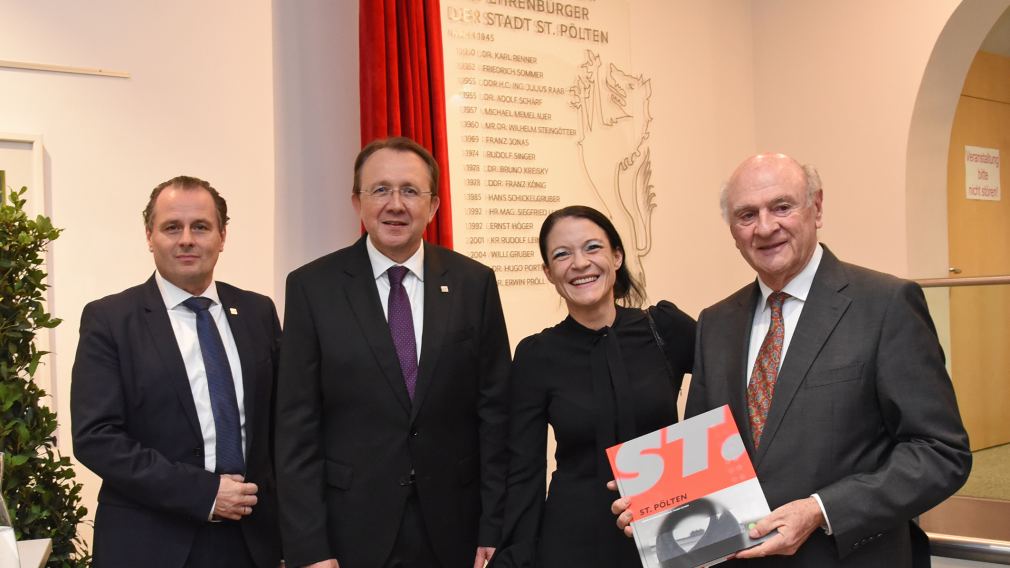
606, 405, 773, 568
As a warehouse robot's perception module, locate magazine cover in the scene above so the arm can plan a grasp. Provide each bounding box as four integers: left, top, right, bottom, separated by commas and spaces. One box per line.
606, 405, 771, 568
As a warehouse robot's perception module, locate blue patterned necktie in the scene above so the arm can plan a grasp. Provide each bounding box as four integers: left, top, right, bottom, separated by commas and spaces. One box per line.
182, 296, 245, 474
747, 291, 790, 448
387, 266, 418, 400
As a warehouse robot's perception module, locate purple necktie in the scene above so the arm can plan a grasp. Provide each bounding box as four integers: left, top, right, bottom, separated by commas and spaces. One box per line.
387, 266, 418, 400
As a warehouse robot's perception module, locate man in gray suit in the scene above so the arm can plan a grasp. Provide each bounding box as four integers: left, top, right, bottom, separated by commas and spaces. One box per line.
616, 153, 971, 566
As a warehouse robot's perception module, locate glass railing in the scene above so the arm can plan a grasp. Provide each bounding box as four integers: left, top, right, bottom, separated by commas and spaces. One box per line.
917, 275, 1010, 565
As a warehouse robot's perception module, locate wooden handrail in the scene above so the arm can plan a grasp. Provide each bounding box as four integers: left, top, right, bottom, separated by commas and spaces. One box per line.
915, 275, 1010, 288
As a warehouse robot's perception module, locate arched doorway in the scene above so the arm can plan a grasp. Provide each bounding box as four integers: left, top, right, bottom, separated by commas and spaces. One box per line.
907, 0, 1010, 547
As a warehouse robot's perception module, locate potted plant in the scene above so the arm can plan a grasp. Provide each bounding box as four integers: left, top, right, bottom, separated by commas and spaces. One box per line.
0, 173, 89, 567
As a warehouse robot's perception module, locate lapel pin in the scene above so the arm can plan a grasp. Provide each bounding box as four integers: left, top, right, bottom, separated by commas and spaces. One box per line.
229, 307, 238, 315
440, 285, 449, 293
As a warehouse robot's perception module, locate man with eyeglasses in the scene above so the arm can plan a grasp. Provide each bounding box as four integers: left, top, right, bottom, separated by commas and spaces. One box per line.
275, 137, 511, 568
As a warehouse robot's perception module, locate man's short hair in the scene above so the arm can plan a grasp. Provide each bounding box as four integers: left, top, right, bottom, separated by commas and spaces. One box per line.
719, 162, 822, 223
143, 175, 229, 232
353, 137, 440, 196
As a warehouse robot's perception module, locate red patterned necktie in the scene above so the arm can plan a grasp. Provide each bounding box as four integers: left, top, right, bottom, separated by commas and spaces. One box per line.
747, 291, 790, 447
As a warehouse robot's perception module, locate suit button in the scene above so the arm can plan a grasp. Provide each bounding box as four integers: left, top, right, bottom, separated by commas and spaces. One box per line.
193, 448, 203, 457
410, 430, 419, 437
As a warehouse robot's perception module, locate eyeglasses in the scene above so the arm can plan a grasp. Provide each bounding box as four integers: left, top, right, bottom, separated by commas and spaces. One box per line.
360, 186, 434, 201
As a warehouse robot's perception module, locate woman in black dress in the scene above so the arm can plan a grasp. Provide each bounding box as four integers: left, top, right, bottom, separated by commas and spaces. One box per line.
493, 206, 696, 568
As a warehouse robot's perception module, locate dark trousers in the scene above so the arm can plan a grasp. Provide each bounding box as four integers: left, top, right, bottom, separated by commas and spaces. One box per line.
185, 520, 255, 568
383, 492, 442, 568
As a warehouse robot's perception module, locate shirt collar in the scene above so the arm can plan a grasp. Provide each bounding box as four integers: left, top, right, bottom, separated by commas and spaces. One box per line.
756, 243, 823, 306
154, 270, 221, 310
365, 236, 425, 282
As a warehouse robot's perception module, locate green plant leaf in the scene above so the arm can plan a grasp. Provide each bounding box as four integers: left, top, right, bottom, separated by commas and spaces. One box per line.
0, 186, 89, 566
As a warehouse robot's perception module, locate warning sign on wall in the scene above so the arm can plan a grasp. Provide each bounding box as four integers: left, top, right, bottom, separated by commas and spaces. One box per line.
965, 145, 1000, 201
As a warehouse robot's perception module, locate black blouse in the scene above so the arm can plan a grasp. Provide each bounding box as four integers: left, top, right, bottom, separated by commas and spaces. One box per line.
498, 301, 696, 568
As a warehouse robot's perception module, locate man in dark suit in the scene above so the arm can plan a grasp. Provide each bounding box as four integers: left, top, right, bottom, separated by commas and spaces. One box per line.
616, 153, 971, 566
275, 137, 511, 568
71, 176, 282, 568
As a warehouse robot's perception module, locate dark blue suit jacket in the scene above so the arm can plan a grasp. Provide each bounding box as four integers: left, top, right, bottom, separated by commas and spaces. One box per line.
71, 276, 282, 567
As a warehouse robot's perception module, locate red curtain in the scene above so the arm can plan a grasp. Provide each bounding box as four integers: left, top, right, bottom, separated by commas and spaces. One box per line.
360, 0, 453, 248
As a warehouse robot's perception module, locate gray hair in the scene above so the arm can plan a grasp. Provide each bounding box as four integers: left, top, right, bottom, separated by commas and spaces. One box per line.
719, 163, 822, 223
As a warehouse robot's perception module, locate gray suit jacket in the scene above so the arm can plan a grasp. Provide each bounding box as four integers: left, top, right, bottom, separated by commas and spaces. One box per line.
686, 246, 970, 567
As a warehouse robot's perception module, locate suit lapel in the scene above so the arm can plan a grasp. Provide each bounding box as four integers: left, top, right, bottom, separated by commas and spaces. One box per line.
218, 284, 257, 456
727, 284, 761, 458
140, 276, 203, 440
411, 244, 452, 423
754, 249, 851, 466
345, 238, 412, 415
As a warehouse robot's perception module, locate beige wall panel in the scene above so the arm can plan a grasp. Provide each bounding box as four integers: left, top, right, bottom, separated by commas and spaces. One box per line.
946, 63, 1010, 451
947, 97, 1010, 274
962, 50, 1010, 103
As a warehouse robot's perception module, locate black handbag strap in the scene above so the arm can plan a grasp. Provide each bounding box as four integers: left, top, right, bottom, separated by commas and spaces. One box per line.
645, 306, 677, 384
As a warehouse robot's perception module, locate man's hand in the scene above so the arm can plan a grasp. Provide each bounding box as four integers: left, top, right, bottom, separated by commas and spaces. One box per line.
303, 561, 339, 568
473, 546, 495, 568
733, 497, 824, 559
213, 474, 258, 521
606, 480, 634, 538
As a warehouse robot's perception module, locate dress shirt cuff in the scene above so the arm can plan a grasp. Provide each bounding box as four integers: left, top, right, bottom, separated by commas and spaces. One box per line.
811, 493, 833, 535
208, 498, 217, 522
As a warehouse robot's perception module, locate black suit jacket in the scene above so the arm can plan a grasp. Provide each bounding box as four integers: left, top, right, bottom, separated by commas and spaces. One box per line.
71, 276, 282, 568
275, 237, 511, 568
686, 247, 971, 567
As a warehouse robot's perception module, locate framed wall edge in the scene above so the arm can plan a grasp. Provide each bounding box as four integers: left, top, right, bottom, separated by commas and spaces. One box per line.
0, 132, 45, 216
0, 132, 57, 408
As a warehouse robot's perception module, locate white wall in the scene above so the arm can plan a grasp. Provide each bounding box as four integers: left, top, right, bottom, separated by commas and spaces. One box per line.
627, 0, 759, 318
272, 0, 362, 312
608, 0, 987, 317
0, 0, 276, 542
751, 0, 962, 278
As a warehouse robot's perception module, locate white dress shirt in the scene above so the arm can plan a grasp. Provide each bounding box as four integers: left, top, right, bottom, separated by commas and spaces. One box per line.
744, 244, 833, 533
744, 244, 824, 383
366, 236, 425, 360
154, 271, 247, 473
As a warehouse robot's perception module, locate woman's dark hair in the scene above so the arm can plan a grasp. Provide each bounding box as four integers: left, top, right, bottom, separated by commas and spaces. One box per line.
538, 205, 646, 308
